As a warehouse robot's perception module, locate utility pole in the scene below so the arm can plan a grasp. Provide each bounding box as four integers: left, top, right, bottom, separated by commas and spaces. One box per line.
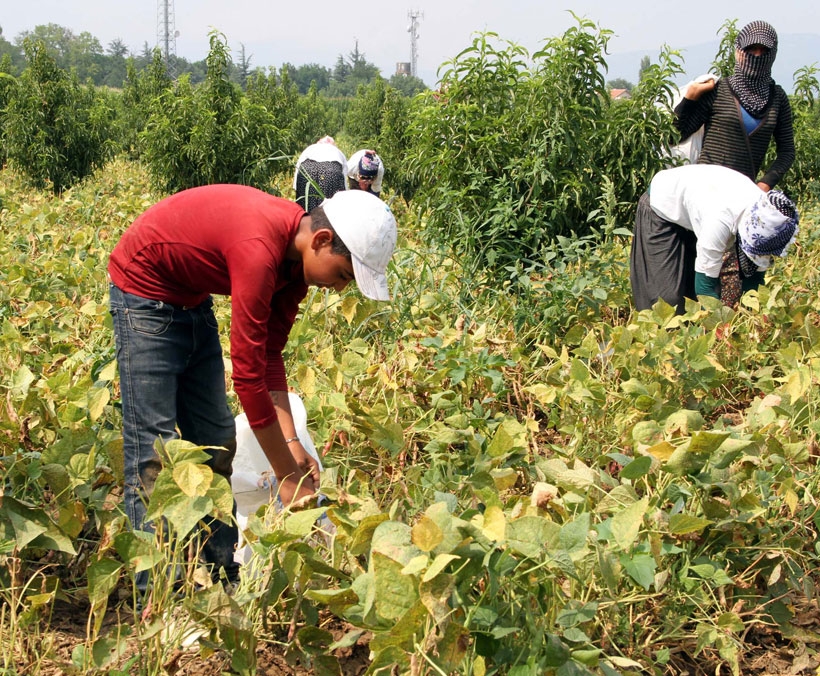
156, 0, 178, 73
407, 10, 423, 78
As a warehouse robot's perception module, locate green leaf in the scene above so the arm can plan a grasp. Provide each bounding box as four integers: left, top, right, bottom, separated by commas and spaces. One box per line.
284, 507, 328, 537
569, 359, 589, 383
10, 365, 35, 397
571, 648, 602, 666
87, 386, 110, 422
668, 514, 712, 535
663, 442, 704, 476
621, 552, 656, 590
557, 601, 598, 628
349, 513, 389, 556
411, 515, 443, 552
619, 455, 652, 480
87, 558, 122, 607
507, 516, 557, 558
543, 633, 571, 668
91, 633, 129, 669
296, 625, 334, 655
4, 497, 76, 554
422, 553, 460, 583
370, 420, 404, 455
400, 555, 428, 576
595, 484, 640, 515
717, 612, 744, 633
327, 628, 367, 651
172, 463, 214, 497
160, 494, 213, 537
663, 409, 704, 435
114, 531, 164, 573
559, 512, 591, 558
305, 586, 358, 608
689, 430, 731, 455
373, 552, 419, 622
205, 474, 234, 521
486, 424, 514, 458
371, 521, 423, 566
611, 497, 648, 551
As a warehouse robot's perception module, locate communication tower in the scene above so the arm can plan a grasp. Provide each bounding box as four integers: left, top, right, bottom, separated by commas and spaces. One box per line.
156, 0, 178, 70
407, 10, 423, 78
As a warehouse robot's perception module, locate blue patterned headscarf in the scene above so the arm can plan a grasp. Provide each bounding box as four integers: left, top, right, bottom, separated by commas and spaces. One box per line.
737, 190, 798, 272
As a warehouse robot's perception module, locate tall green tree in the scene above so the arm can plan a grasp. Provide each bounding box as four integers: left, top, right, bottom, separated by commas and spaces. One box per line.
327, 43, 381, 97
284, 62, 331, 94
0, 25, 24, 73
406, 19, 682, 278
638, 55, 651, 81
140, 32, 288, 192
4, 38, 116, 191
388, 73, 427, 97
606, 77, 634, 92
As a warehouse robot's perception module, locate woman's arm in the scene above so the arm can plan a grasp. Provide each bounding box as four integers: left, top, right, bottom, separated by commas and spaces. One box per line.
694, 271, 720, 299
674, 79, 716, 140
759, 91, 795, 189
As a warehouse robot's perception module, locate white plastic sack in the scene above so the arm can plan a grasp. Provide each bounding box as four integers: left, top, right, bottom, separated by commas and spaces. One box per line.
232, 392, 329, 565
233, 392, 322, 477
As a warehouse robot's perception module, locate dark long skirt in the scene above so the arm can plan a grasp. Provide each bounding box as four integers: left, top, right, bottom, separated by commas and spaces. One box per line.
295, 159, 347, 212
630, 192, 697, 314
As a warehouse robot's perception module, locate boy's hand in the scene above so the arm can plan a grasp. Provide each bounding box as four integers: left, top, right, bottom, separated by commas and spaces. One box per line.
277, 474, 315, 508
289, 441, 322, 486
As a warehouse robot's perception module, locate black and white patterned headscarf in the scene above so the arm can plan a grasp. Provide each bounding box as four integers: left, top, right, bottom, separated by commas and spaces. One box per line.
728, 21, 778, 118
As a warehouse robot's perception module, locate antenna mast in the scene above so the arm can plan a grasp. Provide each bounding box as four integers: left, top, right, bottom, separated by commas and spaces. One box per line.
407, 10, 423, 78
156, 0, 177, 72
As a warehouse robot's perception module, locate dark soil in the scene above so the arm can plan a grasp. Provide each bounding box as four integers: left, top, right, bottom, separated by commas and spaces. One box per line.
27, 600, 371, 676
16, 597, 820, 674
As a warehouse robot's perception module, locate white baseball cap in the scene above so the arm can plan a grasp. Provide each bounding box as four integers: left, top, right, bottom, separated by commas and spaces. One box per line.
320, 190, 397, 301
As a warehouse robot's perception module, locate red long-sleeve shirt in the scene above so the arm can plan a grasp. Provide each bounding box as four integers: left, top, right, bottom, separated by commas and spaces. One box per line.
108, 184, 308, 429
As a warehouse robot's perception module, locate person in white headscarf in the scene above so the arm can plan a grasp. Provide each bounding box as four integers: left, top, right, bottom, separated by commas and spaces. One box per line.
630, 164, 798, 314
293, 136, 348, 212
347, 149, 385, 198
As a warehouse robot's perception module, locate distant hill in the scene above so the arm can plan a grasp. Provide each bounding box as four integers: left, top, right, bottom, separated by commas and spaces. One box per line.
605, 33, 820, 92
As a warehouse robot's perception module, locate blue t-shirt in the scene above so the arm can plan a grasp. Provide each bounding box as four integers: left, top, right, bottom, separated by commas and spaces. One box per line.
740, 106, 763, 135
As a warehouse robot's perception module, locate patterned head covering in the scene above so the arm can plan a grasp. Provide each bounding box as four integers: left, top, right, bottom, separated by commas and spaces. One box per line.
358, 151, 380, 179
729, 21, 778, 117
736, 190, 799, 274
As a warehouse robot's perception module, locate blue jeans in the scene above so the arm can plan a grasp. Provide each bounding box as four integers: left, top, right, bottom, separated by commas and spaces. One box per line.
109, 284, 239, 588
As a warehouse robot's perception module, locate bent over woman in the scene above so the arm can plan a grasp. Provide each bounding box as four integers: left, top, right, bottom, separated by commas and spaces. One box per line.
630, 164, 798, 314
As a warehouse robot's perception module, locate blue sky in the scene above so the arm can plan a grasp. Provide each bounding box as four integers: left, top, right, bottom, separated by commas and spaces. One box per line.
2, 1, 817, 86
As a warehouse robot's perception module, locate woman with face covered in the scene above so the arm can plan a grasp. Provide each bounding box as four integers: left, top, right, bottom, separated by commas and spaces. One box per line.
672, 21, 795, 306
674, 20, 795, 191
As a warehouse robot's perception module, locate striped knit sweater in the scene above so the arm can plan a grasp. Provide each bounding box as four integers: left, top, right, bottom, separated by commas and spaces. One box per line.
674, 79, 795, 189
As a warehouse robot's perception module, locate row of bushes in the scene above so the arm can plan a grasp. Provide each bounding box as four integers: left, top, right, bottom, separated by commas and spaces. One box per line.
2, 20, 819, 281
0, 32, 408, 195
